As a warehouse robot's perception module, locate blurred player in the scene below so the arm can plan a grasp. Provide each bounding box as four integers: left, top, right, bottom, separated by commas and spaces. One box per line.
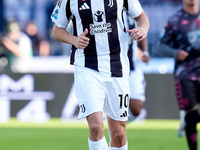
154, 0, 200, 149
126, 14, 149, 122
51, 0, 150, 150
128, 40, 149, 123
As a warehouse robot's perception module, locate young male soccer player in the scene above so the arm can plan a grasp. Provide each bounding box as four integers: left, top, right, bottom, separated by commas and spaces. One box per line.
51, 0, 149, 149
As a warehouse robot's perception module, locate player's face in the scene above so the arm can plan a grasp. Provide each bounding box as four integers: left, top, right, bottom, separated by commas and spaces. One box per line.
182, 0, 198, 7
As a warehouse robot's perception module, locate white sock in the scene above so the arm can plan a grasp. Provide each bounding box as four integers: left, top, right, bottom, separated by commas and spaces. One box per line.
109, 142, 128, 150
88, 136, 109, 150
127, 108, 136, 123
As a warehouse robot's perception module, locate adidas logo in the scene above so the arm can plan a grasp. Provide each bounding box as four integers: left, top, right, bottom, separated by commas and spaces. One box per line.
120, 111, 128, 117
79, 2, 90, 10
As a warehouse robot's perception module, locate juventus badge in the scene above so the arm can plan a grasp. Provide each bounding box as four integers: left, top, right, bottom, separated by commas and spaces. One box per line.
108, 0, 113, 7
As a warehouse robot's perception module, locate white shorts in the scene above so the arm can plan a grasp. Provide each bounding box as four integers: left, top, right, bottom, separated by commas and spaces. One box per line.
74, 66, 130, 121
129, 63, 146, 102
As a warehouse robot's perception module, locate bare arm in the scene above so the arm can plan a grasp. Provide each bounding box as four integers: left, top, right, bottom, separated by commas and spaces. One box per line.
138, 37, 148, 52
2, 37, 22, 57
138, 38, 150, 63
53, 24, 90, 49
127, 12, 150, 41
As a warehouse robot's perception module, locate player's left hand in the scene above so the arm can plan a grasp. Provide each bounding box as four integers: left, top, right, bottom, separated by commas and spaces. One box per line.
127, 27, 147, 42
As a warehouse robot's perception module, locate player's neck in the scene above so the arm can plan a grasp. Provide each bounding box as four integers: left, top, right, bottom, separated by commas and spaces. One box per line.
183, 5, 199, 15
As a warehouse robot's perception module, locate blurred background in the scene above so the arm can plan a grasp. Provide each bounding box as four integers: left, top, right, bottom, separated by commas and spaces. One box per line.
0, 0, 183, 123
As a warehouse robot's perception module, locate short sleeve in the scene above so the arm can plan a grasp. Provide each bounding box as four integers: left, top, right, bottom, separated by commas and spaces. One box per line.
125, 0, 143, 18
51, 0, 69, 29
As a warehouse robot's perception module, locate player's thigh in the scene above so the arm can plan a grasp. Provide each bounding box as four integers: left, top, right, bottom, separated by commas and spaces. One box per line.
107, 116, 127, 143
86, 111, 104, 138
175, 79, 198, 111
87, 112, 104, 127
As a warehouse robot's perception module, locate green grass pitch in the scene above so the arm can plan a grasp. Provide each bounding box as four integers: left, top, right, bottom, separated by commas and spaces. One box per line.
0, 119, 196, 150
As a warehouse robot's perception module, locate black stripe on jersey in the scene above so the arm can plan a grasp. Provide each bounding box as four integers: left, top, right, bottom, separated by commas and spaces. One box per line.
128, 19, 135, 70
128, 43, 134, 70
104, 0, 122, 77
123, 0, 128, 11
66, 0, 77, 65
78, 0, 98, 71
70, 17, 77, 65
66, 0, 72, 20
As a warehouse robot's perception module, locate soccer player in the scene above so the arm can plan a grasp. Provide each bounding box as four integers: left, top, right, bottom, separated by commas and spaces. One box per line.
51, 0, 149, 150
154, 0, 200, 149
126, 14, 149, 122
128, 39, 149, 123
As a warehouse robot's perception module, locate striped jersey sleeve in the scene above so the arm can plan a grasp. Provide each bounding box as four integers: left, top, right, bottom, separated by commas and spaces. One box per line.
51, 0, 69, 29
124, 0, 143, 18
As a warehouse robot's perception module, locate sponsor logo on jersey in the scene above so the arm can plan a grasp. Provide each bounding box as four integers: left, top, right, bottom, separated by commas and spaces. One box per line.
51, 9, 58, 20
93, 11, 104, 22
89, 11, 112, 35
89, 22, 112, 35
187, 30, 200, 44
79, 2, 90, 10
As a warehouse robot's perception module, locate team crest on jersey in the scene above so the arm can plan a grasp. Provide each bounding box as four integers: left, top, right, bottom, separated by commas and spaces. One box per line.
108, 0, 114, 7
51, 9, 58, 20
80, 104, 86, 113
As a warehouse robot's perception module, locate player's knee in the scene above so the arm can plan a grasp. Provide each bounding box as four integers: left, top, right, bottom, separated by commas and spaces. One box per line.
89, 123, 104, 137
111, 130, 126, 146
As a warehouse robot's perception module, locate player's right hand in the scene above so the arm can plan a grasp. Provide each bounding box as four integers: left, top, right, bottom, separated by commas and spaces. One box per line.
177, 50, 189, 61
75, 29, 90, 49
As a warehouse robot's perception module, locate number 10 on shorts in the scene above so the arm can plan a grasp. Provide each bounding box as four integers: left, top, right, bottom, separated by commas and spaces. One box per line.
118, 94, 129, 109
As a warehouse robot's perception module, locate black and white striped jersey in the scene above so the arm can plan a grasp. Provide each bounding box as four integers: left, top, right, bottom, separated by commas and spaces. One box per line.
51, 0, 143, 77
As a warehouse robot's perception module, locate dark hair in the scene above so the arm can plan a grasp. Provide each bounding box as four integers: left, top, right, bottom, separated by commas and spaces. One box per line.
4, 18, 21, 34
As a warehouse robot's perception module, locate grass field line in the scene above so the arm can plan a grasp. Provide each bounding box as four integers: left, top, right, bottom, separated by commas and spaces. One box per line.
0, 118, 196, 129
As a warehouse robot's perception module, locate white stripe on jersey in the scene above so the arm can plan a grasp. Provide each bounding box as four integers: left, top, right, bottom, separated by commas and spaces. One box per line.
70, 1, 85, 69
91, 0, 111, 75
